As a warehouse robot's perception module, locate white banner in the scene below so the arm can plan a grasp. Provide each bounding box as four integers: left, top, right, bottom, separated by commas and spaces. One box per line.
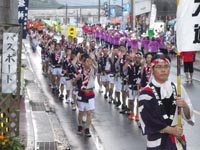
176, 0, 200, 52
134, 0, 151, 16
2, 33, 18, 93
149, 4, 157, 29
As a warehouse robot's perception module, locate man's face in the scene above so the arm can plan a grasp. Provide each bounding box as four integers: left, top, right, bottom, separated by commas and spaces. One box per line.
82, 57, 91, 69
152, 61, 170, 83
120, 45, 126, 53
146, 55, 152, 64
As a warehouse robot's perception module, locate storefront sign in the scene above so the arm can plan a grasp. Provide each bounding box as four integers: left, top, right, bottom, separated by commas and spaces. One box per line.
2, 33, 18, 93
134, 0, 151, 16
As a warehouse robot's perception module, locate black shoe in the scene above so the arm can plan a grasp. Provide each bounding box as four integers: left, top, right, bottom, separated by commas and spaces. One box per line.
85, 128, 91, 137
119, 105, 127, 114
104, 94, 108, 99
121, 104, 127, 110
59, 94, 64, 100
108, 96, 115, 104
119, 109, 126, 114
52, 88, 56, 94
56, 88, 59, 94
115, 101, 121, 108
77, 126, 83, 135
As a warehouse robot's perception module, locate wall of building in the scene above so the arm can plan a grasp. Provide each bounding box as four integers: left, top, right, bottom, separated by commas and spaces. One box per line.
28, 8, 104, 24
0, 0, 18, 24
153, 0, 176, 17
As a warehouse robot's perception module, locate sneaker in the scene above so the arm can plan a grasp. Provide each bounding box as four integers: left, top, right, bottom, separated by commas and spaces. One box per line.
135, 115, 140, 121
125, 109, 131, 115
71, 99, 75, 104
77, 126, 83, 135
65, 98, 70, 103
128, 113, 134, 120
85, 128, 91, 137
72, 105, 76, 111
99, 87, 103, 93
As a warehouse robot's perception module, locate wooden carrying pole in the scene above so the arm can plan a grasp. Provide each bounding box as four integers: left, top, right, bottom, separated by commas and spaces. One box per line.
176, 0, 186, 146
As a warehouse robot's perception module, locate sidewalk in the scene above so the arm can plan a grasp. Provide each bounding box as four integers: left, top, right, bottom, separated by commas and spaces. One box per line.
19, 40, 71, 150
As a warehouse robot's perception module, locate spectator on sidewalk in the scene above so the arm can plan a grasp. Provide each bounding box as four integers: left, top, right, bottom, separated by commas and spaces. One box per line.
180, 51, 196, 83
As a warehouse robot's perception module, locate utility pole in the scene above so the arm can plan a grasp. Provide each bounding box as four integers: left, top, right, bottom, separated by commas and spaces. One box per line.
98, 0, 101, 23
65, 4, 68, 25
108, 0, 111, 20
130, 0, 134, 30
76, 9, 78, 27
121, 0, 125, 30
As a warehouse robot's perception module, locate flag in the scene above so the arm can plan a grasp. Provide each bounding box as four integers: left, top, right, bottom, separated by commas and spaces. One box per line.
176, 0, 200, 52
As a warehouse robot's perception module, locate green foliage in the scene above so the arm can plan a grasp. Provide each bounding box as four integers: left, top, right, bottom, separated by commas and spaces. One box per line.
0, 136, 25, 150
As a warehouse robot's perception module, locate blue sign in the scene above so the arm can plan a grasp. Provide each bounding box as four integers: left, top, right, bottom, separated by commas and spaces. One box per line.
110, 8, 116, 17
18, 0, 29, 39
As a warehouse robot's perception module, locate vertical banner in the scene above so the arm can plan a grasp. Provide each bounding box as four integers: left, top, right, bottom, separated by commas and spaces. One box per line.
176, 0, 200, 52
18, 0, 29, 39
2, 33, 18, 93
149, 4, 157, 29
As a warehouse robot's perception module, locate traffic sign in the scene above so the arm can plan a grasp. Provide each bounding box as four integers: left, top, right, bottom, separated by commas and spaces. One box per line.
67, 25, 77, 38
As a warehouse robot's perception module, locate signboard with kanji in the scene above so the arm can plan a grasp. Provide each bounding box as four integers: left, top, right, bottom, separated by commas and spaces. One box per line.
176, 0, 200, 51
2, 33, 18, 93
18, 0, 29, 39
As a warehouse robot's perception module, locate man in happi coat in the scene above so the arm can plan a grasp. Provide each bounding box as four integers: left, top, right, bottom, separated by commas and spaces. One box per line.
138, 53, 194, 150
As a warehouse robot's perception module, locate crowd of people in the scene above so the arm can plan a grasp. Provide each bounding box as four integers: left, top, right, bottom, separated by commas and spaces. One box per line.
28, 23, 195, 149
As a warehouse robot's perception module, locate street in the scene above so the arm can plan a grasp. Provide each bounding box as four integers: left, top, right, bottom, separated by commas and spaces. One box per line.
23, 39, 200, 150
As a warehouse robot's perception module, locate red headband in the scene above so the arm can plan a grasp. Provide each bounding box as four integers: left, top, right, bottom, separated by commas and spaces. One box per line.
151, 58, 170, 67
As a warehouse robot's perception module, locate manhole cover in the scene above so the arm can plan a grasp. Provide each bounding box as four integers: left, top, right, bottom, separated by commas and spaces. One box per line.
31, 102, 45, 111
37, 142, 57, 150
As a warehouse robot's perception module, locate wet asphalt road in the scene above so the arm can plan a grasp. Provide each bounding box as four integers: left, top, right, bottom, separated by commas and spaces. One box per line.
24, 39, 200, 150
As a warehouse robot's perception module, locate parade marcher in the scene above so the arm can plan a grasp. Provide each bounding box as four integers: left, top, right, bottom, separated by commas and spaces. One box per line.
30, 28, 39, 52
39, 35, 50, 76
107, 48, 119, 104
59, 48, 72, 100
141, 52, 153, 88
123, 51, 142, 120
99, 47, 110, 99
180, 51, 196, 83
96, 47, 104, 93
148, 37, 159, 55
141, 36, 150, 55
115, 40, 128, 112
138, 52, 194, 150
166, 41, 176, 58
49, 42, 62, 94
74, 53, 97, 137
